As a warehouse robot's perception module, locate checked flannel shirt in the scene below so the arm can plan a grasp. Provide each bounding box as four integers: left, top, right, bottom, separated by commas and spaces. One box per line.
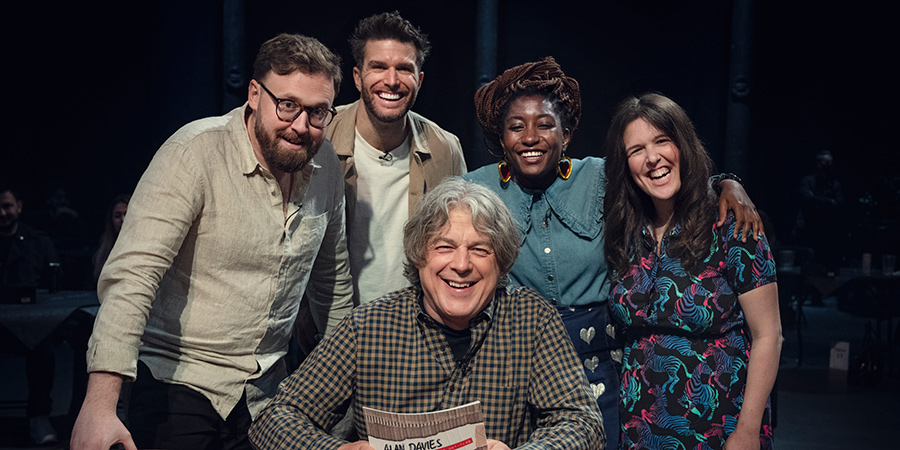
250, 285, 605, 449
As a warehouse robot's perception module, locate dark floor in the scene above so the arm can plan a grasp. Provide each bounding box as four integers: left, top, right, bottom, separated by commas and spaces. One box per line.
1, 296, 897, 449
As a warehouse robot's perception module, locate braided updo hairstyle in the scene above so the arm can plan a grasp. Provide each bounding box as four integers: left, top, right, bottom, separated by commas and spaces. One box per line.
474, 57, 582, 158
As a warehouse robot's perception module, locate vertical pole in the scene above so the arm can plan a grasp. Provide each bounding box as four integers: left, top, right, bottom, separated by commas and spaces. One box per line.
724, 0, 754, 180
472, 0, 499, 168
222, 0, 246, 112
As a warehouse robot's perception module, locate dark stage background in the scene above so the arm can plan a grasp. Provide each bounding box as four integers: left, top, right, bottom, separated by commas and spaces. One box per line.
5, 1, 896, 288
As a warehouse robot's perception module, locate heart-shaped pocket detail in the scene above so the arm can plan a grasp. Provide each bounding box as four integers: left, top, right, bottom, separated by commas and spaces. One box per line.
579, 326, 596, 345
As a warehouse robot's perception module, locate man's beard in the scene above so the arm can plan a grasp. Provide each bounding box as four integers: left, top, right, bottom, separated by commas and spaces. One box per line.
361, 83, 416, 124
254, 114, 319, 173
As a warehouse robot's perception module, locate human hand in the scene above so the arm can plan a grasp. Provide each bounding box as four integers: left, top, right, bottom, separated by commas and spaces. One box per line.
717, 179, 764, 242
487, 439, 512, 450
338, 441, 374, 450
70, 372, 136, 450
69, 403, 136, 450
722, 425, 760, 450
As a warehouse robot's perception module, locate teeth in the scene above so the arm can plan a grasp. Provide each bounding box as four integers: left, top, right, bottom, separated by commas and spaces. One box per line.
649, 168, 670, 180
520, 151, 544, 158
447, 280, 473, 288
379, 92, 401, 100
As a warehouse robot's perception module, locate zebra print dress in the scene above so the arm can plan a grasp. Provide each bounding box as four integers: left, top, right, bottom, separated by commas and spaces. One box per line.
610, 214, 777, 449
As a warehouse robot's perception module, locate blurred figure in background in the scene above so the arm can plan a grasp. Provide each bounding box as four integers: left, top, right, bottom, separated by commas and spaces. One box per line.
91, 194, 130, 281
0, 184, 60, 445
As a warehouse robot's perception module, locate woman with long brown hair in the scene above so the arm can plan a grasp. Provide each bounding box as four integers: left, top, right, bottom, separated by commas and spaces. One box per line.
605, 93, 781, 449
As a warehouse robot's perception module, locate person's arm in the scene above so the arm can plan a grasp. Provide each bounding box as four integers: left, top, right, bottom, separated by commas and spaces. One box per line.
250, 313, 359, 449
70, 372, 137, 450
304, 152, 354, 336
726, 283, 782, 450
712, 174, 764, 242
519, 306, 606, 449
72, 140, 202, 448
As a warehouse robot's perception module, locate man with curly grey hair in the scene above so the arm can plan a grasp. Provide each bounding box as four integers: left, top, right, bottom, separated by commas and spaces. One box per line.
250, 178, 605, 450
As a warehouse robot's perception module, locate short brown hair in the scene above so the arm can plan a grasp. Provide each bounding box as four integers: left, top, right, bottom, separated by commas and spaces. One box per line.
252, 33, 342, 95
349, 11, 431, 70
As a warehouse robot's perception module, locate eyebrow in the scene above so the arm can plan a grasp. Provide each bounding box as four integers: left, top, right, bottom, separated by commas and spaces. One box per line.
626, 133, 668, 153
505, 113, 555, 122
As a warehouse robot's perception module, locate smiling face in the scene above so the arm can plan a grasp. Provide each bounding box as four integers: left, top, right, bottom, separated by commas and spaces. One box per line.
354, 39, 423, 124
248, 70, 335, 174
500, 95, 571, 190
418, 208, 499, 330
624, 118, 681, 213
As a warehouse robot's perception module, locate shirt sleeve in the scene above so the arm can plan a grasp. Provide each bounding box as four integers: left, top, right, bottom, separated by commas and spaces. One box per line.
520, 301, 606, 449
250, 313, 359, 449
87, 139, 202, 379
721, 215, 778, 295
304, 154, 355, 336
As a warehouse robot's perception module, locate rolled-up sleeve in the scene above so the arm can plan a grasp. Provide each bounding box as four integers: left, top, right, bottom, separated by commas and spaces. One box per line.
88, 138, 202, 379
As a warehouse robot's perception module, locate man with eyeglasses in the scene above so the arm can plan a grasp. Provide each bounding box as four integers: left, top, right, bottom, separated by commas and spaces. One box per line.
326, 11, 466, 308
70, 34, 353, 450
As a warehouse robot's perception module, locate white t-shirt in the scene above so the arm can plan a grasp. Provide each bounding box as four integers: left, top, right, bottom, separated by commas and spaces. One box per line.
348, 131, 412, 303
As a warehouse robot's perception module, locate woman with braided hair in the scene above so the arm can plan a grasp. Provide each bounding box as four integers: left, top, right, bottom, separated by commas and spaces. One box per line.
463, 58, 763, 449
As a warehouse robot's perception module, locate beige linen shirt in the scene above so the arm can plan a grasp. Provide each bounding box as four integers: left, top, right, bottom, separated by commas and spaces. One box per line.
87, 104, 353, 419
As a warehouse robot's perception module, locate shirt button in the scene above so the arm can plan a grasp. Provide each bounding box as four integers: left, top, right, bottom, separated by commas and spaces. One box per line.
548, 275, 554, 281
544, 247, 551, 254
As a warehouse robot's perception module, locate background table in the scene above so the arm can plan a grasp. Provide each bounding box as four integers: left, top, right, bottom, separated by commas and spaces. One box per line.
0, 291, 99, 350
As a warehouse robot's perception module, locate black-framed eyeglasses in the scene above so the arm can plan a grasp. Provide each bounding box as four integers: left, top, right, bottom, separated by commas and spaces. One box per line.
256, 80, 337, 129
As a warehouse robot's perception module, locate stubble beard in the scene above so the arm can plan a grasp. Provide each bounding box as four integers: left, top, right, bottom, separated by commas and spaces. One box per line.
253, 113, 319, 174
361, 83, 417, 124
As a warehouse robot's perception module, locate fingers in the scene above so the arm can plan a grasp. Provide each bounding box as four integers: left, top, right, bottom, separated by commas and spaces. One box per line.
717, 200, 729, 227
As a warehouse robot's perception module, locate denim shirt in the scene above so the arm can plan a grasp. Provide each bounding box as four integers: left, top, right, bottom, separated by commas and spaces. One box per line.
464, 157, 610, 307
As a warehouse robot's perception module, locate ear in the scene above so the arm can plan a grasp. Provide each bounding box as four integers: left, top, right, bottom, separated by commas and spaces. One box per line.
248, 79, 261, 110
562, 128, 572, 149
353, 66, 363, 93
417, 70, 425, 88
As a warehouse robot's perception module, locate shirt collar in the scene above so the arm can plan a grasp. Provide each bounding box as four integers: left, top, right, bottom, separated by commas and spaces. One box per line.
414, 289, 497, 329
491, 159, 604, 241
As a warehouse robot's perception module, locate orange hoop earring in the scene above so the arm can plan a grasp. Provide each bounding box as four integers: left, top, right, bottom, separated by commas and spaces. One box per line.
557, 156, 572, 180
498, 160, 512, 183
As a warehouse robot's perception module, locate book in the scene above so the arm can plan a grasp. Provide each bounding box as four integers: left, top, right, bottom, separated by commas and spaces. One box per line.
362, 401, 487, 450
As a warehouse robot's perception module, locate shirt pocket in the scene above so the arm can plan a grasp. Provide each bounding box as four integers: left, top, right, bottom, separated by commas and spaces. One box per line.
286, 212, 328, 266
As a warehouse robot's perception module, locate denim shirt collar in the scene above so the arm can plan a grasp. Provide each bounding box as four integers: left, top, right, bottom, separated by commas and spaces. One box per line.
492, 158, 605, 242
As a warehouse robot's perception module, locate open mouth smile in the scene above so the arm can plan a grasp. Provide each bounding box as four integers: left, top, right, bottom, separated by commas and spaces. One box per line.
378, 91, 403, 101
445, 280, 475, 289
648, 168, 671, 180
517, 150, 546, 159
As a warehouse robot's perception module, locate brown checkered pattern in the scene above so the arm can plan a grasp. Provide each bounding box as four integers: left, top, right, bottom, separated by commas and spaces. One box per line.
250, 285, 606, 449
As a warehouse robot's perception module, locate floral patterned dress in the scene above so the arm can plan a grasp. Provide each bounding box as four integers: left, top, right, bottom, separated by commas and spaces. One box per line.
610, 214, 777, 449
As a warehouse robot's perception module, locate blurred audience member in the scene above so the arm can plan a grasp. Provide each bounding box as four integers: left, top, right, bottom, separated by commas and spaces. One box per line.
0, 184, 60, 445
795, 149, 845, 270
92, 194, 130, 281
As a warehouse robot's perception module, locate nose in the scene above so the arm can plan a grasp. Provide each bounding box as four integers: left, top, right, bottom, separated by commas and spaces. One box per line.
384, 68, 400, 87
449, 247, 472, 273
290, 110, 310, 134
646, 146, 662, 166
522, 126, 539, 145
